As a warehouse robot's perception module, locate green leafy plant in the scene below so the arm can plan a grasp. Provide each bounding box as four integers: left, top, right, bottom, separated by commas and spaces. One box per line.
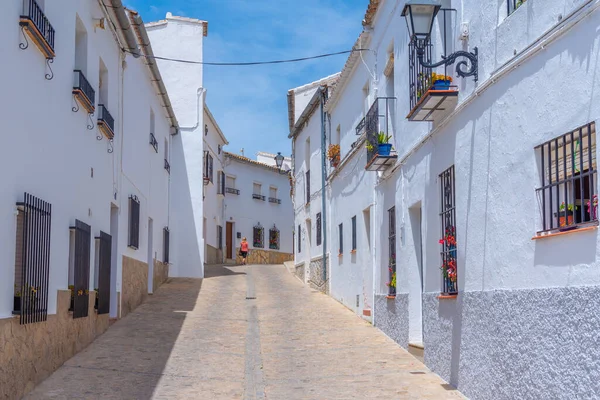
559, 202, 578, 213
377, 131, 391, 145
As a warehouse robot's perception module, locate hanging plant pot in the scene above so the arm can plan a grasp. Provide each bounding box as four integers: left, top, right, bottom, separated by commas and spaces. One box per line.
433, 80, 451, 90
378, 143, 392, 156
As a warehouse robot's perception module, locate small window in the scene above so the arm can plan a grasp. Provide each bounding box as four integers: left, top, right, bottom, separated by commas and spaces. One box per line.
128, 195, 140, 249
305, 170, 310, 204
439, 166, 457, 295
218, 144, 221, 154
351, 216, 357, 251
507, 0, 526, 16
338, 223, 343, 254
316, 213, 322, 246
253, 183, 262, 195
163, 227, 170, 263
535, 122, 597, 234
204, 124, 208, 136
297, 224, 301, 253
204, 152, 213, 183
388, 207, 396, 296
269, 225, 280, 250
253, 223, 264, 248
217, 171, 225, 195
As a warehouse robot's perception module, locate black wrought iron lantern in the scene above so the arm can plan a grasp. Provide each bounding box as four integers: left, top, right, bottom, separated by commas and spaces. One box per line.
402, 0, 478, 81
401, 0, 441, 43
274, 152, 284, 170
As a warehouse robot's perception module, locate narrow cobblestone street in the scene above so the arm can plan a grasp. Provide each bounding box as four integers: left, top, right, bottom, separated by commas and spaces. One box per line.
25, 265, 464, 399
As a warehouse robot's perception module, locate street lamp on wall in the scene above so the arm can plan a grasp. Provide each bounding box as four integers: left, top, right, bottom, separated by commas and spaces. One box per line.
402, 0, 479, 81
274, 152, 290, 175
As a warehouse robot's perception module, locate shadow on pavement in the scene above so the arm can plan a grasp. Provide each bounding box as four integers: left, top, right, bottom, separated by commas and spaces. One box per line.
204, 264, 246, 278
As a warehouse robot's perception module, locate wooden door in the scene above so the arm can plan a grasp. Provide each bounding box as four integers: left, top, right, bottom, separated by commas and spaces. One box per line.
226, 222, 233, 259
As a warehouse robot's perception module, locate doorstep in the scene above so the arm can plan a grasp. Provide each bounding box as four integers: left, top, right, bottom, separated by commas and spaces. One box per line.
408, 342, 424, 363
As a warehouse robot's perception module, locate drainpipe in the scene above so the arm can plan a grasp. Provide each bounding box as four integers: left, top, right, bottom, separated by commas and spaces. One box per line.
320, 87, 327, 286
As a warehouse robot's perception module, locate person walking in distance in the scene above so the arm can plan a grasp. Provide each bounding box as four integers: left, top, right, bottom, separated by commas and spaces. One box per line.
240, 237, 249, 265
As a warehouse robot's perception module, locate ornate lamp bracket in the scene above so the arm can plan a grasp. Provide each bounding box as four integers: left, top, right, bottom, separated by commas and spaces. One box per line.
415, 41, 478, 82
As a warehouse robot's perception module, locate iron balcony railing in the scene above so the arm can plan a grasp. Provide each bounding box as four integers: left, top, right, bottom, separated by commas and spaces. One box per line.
507, 0, 526, 15
21, 0, 55, 52
268, 197, 281, 204
252, 194, 265, 201
149, 133, 158, 153
226, 187, 240, 195
164, 158, 170, 174
355, 116, 366, 136
365, 97, 396, 163
97, 104, 114, 134
73, 70, 95, 108
408, 40, 433, 111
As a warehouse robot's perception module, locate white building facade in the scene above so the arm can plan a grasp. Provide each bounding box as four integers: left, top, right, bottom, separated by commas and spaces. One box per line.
202, 105, 229, 264
291, 0, 600, 398
223, 152, 294, 264
0, 2, 189, 398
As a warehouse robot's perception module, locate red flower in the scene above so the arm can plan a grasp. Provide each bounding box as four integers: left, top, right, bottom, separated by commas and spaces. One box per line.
439, 239, 444, 244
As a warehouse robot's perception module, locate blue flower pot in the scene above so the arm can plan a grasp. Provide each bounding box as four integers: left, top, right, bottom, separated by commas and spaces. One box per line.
433, 79, 451, 90
378, 143, 392, 156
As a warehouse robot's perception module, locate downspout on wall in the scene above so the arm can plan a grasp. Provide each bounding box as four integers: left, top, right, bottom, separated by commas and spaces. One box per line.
320, 86, 327, 285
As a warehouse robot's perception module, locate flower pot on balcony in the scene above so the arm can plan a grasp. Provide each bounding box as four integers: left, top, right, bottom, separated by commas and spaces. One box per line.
378, 143, 392, 156
554, 210, 574, 230
433, 80, 451, 90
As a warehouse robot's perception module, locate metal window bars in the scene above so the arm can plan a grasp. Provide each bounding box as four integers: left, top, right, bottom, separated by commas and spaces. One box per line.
163, 227, 170, 263
269, 225, 280, 250
71, 220, 91, 319
149, 132, 158, 153
73, 70, 95, 109
13, 193, 52, 324
316, 213, 322, 246
338, 223, 343, 254
388, 207, 396, 296
226, 187, 240, 195
507, 0, 527, 16
351, 216, 357, 251
95, 231, 111, 315
439, 166, 457, 295
20, 0, 55, 52
253, 223, 264, 248
365, 97, 396, 163
128, 195, 140, 249
535, 123, 597, 234
268, 197, 281, 204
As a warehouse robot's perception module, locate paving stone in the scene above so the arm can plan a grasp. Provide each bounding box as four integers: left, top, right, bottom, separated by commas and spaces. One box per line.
24, 264, 465, 399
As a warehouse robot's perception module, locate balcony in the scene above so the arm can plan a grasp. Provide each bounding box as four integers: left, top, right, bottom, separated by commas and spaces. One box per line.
19, 0, 55, 58
252, 194, 266, 201
407, 41, 458, 122
73, 70, 95, 113
365, 97, 398, 172
149, 133, 158, 153
97, 104, 114, 139
226, 187, 240, 195
164, 159, 170, 174
268, 197, 281, 204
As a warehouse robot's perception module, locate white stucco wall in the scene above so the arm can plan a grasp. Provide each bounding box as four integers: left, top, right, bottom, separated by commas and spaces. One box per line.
203, 106, 227, 256
147, 14, 206, 278
224, 155, 293, 257
0, 2, 174, 317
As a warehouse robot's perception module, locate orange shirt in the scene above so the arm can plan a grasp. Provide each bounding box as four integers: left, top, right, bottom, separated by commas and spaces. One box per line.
241, 241, 249, 252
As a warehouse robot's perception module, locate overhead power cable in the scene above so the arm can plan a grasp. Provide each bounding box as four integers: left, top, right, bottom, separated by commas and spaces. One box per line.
123, 48, 370, 66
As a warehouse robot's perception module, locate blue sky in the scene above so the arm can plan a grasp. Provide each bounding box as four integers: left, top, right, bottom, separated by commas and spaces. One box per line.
125, 0, 367, 159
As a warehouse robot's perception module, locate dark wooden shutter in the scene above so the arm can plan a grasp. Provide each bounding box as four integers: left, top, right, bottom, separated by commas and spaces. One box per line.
163, 227, 170, 263
96, 231, 111, 315
128, 196, 140, 249
73, 220, 91, 319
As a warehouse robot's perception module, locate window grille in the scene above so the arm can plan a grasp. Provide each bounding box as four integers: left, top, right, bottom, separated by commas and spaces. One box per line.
507, 0, 526, 16
217, 225, 223, 250
535, 123, 597, 234
388, 207, 396, 296
128, 195, 140, 249
269, 225, 280, 250
338, 223, 343, 254
306, 170, 311, 204
253, 223, 264, 248
316, 213, 322, 246
439, 166, 457, 295
298, 224, 301, 253
351, 216, 357, 250
71, 219, 91, 319
13, 193, 52, 324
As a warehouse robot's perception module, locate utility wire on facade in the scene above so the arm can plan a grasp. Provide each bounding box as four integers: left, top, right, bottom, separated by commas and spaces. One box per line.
123, 48, 370, 66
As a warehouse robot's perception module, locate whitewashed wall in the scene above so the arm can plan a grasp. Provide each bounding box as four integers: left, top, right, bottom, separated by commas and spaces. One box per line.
147, 14, 205, 278
0, 1, 174, 317
224, 156, 293, 256
203, 106, 227, 258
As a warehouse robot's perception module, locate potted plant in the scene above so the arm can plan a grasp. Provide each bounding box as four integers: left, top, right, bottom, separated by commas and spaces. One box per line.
587, 195, 598, 221
377, 132, 392, 156
432, 72, 453, 90
386, 267, 397, 296
327, 144, 341, 167
555, 202, 577, 228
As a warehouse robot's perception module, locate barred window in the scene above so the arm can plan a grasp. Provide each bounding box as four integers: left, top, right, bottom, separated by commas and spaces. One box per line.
535, 123, 597, 234
297, 224, 301, 253
388, 207, 396, 296
351, 216, 357, 251
439, 166, 457, 295
338, 223, 343, 254
253, 223, 264, 248
316, 213, 322, 246
128, 195, 140, 249
217, 225, 223, 250
269, 225, 280, 250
